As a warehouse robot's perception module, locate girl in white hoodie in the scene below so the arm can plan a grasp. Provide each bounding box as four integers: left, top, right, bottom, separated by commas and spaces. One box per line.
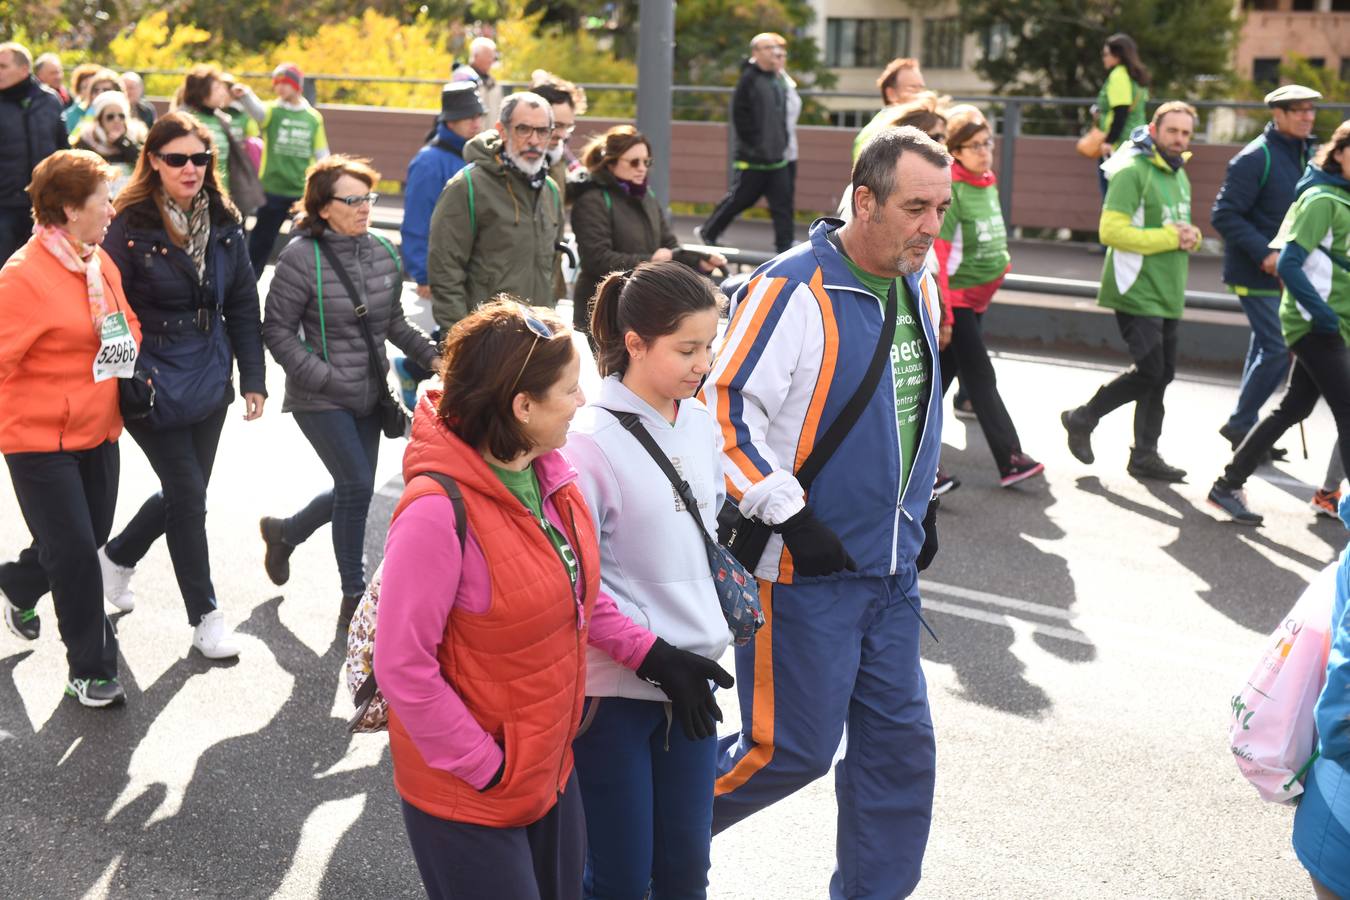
565, 261, 730, 899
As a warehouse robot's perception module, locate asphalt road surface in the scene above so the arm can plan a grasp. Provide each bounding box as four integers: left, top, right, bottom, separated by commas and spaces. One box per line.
0, 285, 1338, 899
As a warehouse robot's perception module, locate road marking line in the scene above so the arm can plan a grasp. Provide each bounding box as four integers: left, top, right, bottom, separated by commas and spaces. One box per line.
924, 599, 1091, 645
922, 579, 1075, 622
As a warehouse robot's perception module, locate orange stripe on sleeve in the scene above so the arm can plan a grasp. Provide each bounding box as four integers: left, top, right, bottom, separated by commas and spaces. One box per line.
714, 579, 775, 796
717, 277, 787, 487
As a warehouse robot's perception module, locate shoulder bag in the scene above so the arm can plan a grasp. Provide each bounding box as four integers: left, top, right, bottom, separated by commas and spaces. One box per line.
601, 409, 764, 646
315, 238, 410, 438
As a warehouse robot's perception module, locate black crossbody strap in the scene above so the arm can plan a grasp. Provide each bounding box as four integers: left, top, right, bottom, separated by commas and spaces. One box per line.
797, 232, 900, 490
601, 408, 716, 547
316, 238, 386, 386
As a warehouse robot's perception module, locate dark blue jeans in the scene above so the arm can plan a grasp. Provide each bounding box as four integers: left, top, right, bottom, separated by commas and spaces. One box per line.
282, 409, 381, 597
572, 696, 717, 900
1225, 292, 1291, 436
107, 405, 228, 626
247, 192, 300, 277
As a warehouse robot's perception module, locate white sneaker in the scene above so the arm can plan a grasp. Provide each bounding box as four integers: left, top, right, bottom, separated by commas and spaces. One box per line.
192, 609, 241, 659
97, 546, 135, 613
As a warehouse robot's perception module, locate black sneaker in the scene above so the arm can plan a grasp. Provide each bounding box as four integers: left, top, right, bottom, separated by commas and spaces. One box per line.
934, 468, 961, 496
65, 677, 126, 708
259, 516, 294, 586
1061, 408, 1096, 464
1000, 453, 1046, 488
1127, 450, 1187, 483
1208, 482, 1263, 526
1218, 422, 1245, 450
2, 592, 39, 641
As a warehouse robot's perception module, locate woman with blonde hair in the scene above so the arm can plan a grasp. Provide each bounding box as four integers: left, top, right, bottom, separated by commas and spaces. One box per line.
570, 125, 724, 334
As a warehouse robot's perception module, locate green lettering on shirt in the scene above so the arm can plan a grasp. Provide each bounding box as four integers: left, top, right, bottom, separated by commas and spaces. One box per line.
841, 257, 930, 492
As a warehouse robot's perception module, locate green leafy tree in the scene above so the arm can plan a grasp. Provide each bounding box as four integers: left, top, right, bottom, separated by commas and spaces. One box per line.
957, 0, 1238, 113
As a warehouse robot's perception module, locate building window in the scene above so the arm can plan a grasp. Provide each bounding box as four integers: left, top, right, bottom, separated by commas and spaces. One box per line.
1305, 58, 1325, 69
1342, 58, 1350, 82
1290, 0, 1316, 9
1252, 57, 1281, 85
825, 19, 911, 69
982, 23, 1011, 62
1241, 0, 1279, 8
923, 17, 964, 69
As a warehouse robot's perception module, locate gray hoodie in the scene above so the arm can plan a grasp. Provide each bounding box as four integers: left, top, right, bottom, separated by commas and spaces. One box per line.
263, 230, 437, 415
566, 376, 732, 701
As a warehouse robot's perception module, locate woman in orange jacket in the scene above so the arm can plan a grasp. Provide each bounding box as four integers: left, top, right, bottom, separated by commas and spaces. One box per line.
0, 149, 142, 708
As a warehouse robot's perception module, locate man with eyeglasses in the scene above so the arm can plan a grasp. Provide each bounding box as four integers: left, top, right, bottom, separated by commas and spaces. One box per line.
0, 42, 68, 265
1212, 84, 1322, 458
696, 32, 795, 254
427, 91, 565, 335
530, 73, 587, 304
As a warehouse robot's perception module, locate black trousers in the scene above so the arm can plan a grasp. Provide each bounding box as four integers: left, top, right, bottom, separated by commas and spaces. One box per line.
940, 307, 1022, 472
0, 205, 30, 267
400, 772, 586, 900
701, 164, 795, 253
105, 404, 228, 625
2, 442, 120, 679
1221, 332, 1350, 490
1084, 312, 1179, 452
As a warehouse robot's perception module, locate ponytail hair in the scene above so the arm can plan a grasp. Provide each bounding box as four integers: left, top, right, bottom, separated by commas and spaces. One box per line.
589, 260, 724, 377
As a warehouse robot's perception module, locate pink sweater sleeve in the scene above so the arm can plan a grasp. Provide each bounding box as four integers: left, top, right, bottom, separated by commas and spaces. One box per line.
588, 586, 657, 668
374, 493, 504, 791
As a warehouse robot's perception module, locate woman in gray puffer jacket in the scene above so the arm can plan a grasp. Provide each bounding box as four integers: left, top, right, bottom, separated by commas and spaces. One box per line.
260, 155, 438, 625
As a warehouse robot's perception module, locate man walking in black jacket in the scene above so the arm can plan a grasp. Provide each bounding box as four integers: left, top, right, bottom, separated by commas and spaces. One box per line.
0, 42, 68, 265
697, 33, 795, 253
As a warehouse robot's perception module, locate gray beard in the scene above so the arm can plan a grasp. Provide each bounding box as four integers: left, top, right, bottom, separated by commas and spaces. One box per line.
545, 145, 565, 166
505, 146, 545, 176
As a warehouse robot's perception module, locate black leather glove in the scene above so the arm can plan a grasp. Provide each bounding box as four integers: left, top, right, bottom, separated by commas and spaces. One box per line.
917, 496, 939, 572
773, 507, 857, 577
636, 638, 735, 740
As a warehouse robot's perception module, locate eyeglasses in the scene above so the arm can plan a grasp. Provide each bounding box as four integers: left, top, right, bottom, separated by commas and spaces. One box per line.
551, 123, 576, 138
101, 113, 126, 121
508, 305, 555, 395
960, 139, 996, 152
155, 151, 214, 168
1281, 105, 1317, 115
332, 192, 379, 207
512, 123, 553, 142
621, 157, 654, 168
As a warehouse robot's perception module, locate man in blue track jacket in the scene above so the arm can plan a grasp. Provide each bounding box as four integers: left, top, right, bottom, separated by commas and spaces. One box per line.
1211, 83, 1320, 448
703, 127, 950, 899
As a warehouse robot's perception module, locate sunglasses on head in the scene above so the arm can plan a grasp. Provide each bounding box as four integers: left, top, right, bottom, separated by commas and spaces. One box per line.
508, 305, 555, 395
155, 151, 213, 168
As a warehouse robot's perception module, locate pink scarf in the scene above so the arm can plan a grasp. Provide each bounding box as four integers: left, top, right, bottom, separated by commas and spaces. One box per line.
34, 224, 113, 333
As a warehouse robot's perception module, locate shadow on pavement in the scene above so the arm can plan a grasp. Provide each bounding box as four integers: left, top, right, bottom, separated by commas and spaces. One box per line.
920, 441, 1095, 720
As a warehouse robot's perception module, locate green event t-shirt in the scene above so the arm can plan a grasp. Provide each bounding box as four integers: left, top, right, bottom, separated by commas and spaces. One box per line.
841, 257, 930, 491
260, 102, 329, 197
198, 111, 232, 192
1098, 154, 1192, 319
1097, 65, 1148, 142
490, 462, 579, 587
938, 177, 1011, 288
1276, 187, 1350, 347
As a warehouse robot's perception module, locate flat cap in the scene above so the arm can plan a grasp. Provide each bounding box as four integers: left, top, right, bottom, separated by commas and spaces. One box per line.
1264, 84, 1321, 107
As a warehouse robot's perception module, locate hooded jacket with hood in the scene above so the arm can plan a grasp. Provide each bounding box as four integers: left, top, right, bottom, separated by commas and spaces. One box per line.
1273, 164, 1350, 347
263, 229, 438, 414
731, 59, 789, 167
401, 124, 472, 287
1096, 126, 1197, 320
1212, 121, 1319, 295
566, 377, 732, 701
373, 394, 656, 825
569, 167, 706, 330
426, 130, 564, 332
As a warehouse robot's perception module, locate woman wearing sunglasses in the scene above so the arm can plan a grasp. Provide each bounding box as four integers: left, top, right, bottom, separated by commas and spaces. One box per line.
73, 90, 146, 197
570, 126, 725, 336
95, 111, 268, 660
260, 155, 438, 626
374, 299, 730, 900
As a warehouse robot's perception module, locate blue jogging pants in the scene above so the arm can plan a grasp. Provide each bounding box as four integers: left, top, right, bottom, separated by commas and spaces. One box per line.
712, 573, 935, 900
